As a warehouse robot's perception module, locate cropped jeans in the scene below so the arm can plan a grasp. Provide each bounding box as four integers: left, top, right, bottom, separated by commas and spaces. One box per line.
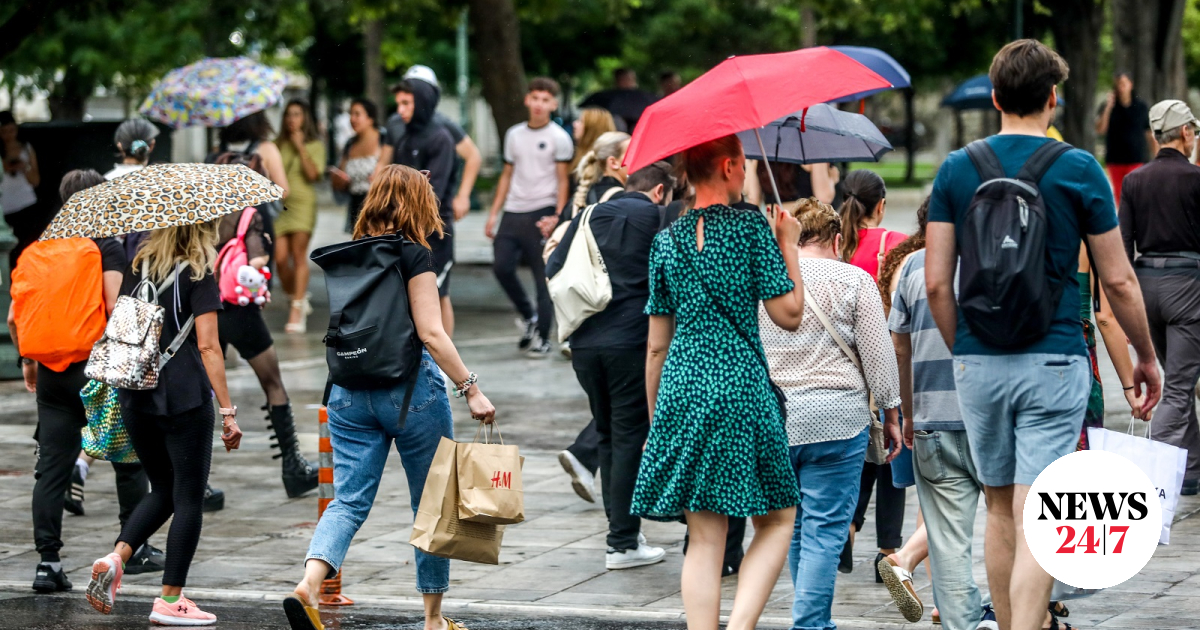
306, 351, 453, 594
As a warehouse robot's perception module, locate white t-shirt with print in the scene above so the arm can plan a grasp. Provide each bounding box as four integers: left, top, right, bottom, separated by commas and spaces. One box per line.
501, 121, 573, 213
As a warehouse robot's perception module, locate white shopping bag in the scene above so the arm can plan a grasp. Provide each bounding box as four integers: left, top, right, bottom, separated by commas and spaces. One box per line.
1087, 419, 1187, 544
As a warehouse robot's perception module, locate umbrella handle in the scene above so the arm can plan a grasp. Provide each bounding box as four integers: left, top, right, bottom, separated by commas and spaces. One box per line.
753, 127, 784, 229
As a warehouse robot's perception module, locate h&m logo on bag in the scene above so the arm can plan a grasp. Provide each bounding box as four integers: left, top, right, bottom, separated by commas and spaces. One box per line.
1023, 450, 1162, 590
336, 347, 368, 359
491, 471, 513, 489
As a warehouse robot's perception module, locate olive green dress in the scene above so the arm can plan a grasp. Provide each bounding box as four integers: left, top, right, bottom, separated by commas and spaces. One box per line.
631, 205, 801, 521
275, 139, 326, 235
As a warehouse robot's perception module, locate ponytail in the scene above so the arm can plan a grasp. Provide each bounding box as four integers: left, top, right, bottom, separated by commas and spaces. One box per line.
837, 169, 887, 261
572, 131, 629, 210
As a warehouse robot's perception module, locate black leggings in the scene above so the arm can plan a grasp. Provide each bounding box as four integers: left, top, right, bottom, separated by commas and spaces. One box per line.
118, 403, 214, 587
852, 461, 906, 549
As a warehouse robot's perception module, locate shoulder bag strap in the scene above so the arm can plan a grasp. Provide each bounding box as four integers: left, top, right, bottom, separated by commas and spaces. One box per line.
964, 139, 1005, 181
156, 262, 195, 369
1017, 140, 1072, 184
668, 225, 773, 379
803, 285, 876, 408
876, 229, 890, 268
598, 186, 620, 204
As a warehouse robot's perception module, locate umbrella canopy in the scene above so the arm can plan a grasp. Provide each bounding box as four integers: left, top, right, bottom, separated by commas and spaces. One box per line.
42, 164, 283, 240
941, 73, 1066, 111
578, 88, 660, 131
737, 104, 893, 165
828, 46, 911, 102
623, 47, 892, 172
139, 57, 287, 129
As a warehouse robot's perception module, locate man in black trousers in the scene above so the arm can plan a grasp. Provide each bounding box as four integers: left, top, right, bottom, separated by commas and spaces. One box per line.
547, 161, 675, 570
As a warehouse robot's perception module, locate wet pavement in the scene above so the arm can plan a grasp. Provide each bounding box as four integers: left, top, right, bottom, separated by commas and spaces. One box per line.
1, 198, 1199, 629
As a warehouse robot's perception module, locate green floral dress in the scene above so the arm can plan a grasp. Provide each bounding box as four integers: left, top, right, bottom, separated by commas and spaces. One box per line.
631, 205, 801, 521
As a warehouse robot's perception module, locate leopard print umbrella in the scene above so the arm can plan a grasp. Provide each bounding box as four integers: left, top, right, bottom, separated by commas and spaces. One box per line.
41, 163, 284, 240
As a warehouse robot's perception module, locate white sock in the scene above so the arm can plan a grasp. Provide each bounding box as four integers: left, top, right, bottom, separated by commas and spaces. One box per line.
75, 459, 89, 481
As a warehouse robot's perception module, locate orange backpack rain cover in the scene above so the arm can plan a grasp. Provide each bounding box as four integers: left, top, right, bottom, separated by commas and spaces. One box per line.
11, 238, 107, 372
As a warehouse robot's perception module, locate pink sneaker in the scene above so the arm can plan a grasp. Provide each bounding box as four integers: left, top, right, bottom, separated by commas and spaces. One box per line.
148, 596, 217, 626
85, 552, 124, 614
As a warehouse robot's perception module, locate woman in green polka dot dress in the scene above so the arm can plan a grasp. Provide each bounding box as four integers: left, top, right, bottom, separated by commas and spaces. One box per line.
633, 135, 806, 629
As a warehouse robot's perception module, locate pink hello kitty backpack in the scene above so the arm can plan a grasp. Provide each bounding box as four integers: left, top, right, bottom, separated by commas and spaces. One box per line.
216, 207, 269, 305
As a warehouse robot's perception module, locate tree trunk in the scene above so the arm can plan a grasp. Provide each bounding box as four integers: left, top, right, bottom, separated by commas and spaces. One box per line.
800, 4, 817, 48
468, 0, 528, 137
363, 18, 385, 114
1048, 0, 1103, 153
1112, 0, 1187, 101
903, 88, 915, 183
46, 66, 91, 120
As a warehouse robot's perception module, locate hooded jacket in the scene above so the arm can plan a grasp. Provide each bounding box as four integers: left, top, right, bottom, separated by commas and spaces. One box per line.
395, 79, 457, 223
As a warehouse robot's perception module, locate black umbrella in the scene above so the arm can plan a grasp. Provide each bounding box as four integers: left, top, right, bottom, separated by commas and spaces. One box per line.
579, 88, 660, 131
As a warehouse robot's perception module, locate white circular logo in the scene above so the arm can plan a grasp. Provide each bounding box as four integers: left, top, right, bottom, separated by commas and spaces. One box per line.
1023, 450, 1162, 590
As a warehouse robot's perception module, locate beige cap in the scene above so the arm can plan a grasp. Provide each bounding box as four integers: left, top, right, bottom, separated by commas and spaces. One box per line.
1149, 99, 1198, 133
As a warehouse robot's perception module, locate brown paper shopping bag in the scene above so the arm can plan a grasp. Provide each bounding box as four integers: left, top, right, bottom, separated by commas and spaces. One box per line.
410, 436, 504, 564
456, 422, 525, 525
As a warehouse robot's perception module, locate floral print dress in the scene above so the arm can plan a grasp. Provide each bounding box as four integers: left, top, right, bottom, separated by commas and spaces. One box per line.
631, 205, 801, 521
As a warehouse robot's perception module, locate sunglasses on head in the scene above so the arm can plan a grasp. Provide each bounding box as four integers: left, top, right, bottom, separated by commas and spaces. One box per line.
419, 170, 431, 180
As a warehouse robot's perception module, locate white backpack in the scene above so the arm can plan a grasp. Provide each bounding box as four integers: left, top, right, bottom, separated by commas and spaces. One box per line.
547, 203, 612, 342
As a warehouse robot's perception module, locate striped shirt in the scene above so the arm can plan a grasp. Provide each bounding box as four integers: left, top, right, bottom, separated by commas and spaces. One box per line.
887, 250, 964, 431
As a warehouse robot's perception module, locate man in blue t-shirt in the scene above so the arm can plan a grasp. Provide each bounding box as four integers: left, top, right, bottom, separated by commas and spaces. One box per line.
925, 39, 1161, 630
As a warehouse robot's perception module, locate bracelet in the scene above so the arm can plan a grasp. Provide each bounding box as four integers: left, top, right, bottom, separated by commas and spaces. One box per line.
1122, 385, 1135, 391
453, 372, 478, 398
219, 406, 237, 417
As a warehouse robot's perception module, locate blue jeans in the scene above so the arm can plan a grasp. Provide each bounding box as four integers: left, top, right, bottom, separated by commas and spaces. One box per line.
306, 351, 453, 594
953, 353, 1089, 486
787, 427, 869, 630
913, 429, 989, 630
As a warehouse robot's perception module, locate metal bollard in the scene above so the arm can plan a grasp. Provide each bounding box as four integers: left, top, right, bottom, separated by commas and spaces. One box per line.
317, 406, 354, 606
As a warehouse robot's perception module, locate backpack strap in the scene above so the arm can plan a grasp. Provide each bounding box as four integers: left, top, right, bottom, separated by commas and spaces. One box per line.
964, 140, 1005, 182
1017, 140, 1072, 184
235, 207, 257, 239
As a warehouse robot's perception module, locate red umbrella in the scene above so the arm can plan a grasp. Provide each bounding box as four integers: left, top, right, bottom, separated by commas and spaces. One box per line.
623, 47, 893, 173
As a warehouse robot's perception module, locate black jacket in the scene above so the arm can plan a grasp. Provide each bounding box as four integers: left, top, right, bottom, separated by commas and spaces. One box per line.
546, 191, 663, 349
394, 80, 457, 224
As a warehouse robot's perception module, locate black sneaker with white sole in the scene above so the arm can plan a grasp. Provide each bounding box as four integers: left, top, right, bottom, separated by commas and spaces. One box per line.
516, 317, 538, 350
32, 563, 72, 593
525, 336, 553, 358
125, 543, 166, 575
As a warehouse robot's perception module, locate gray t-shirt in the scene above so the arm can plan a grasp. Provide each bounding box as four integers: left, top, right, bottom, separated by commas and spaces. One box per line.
888, 250, 964, 431
501, 121, 573, 213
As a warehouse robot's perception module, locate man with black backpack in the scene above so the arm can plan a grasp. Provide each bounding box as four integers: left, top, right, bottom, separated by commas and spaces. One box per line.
925, 40, 1160, 630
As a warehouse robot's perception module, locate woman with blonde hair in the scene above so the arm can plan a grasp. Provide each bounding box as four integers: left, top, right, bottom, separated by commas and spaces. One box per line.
572, 130, 631, 211
759, 198, 902, 630
282, 165, 495, 630
85, 221, 243, 626
570, 107, 617, 173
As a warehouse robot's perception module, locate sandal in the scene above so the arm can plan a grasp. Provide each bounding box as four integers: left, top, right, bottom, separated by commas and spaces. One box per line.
444, 618, 469, 630
285, 298, 310, 334
283, 592, 323, 630
1049, 601, 1070, 618
1046, 612, 1073, 630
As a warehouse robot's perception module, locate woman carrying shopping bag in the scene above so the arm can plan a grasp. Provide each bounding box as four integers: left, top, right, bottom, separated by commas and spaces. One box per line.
282, 165, 495, 630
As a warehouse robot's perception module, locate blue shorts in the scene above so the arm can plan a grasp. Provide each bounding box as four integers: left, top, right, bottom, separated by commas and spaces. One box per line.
952, 353, 1089, 487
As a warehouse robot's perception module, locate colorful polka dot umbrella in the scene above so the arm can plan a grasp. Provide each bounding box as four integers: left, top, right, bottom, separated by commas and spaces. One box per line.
41, 163, 284, 240
139, 56, 286, 129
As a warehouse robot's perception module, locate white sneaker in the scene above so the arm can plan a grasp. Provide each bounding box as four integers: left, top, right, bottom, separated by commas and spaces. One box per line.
557, 450, 596, 503
606, 544, 666, 570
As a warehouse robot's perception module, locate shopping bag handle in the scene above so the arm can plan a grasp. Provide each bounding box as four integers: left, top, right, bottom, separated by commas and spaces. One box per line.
472, 419, 505, 445
1127, 415, 1150, 439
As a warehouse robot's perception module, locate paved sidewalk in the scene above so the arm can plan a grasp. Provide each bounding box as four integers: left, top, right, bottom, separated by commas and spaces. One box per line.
1, 203, 1199, 628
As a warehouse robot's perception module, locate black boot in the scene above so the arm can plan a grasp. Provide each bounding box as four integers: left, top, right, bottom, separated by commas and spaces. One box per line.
268, 403, 319, 498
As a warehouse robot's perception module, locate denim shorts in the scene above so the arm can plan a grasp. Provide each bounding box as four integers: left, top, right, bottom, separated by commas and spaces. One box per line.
952, 353, 1088, 487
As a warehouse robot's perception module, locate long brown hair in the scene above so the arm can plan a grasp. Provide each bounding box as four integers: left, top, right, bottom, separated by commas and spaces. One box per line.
353, 165, 444, 248
275, 99, 320, 145
877, 196, 930, 310
571, 108, 616, 171
838, 169, 887, 262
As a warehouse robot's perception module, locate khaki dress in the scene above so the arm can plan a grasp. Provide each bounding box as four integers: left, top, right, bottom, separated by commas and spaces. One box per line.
276, 139, 326, 235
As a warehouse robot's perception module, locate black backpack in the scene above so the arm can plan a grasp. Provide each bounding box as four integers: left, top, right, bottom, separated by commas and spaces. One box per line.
958, 139, 1073, 348
310, 235, 424, 418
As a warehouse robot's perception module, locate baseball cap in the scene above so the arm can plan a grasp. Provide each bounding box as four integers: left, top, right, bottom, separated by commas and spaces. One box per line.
1149, 99, 1198, 133
403, 65, 440, 90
